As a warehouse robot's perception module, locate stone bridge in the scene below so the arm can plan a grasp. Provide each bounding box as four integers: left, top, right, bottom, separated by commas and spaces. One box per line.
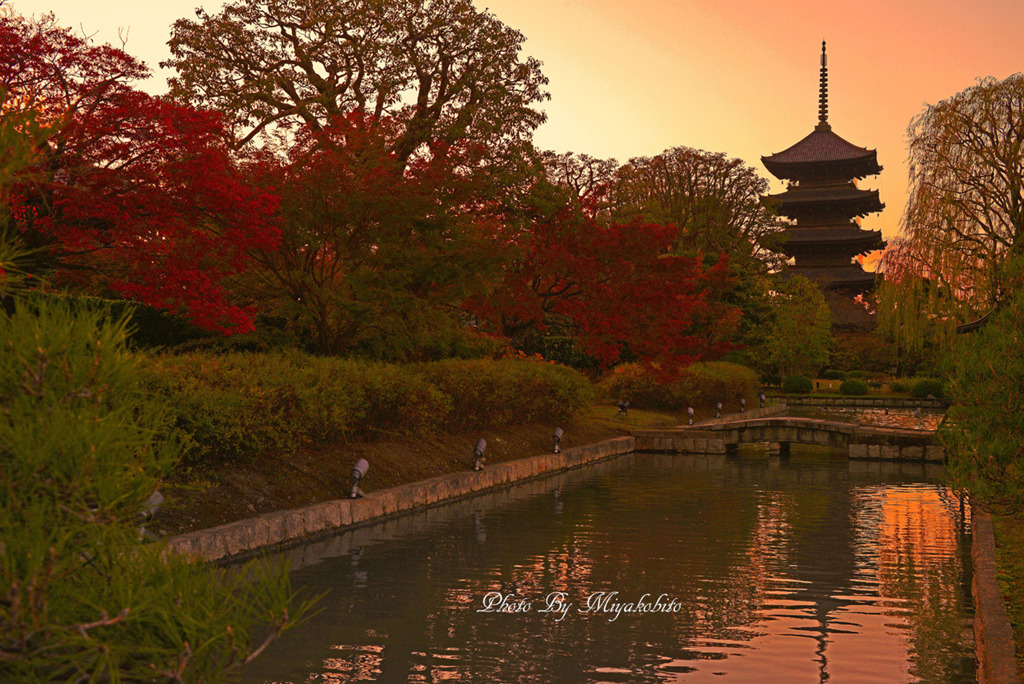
635, 416, 944, 463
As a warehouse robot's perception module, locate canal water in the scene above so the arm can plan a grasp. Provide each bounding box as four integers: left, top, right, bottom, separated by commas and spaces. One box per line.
242, 441, 975, 682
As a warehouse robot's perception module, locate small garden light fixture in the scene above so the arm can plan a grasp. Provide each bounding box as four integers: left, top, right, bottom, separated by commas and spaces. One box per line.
473, 438, 487, 471
350, 458, 369, 499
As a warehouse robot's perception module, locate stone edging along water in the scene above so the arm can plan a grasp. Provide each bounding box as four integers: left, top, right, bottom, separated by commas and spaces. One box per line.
972, 506, 1022, 684
777, 395, 947, 409
162, 404, 788, 564
163, 404, 1018, 680
165, 435, 639, 564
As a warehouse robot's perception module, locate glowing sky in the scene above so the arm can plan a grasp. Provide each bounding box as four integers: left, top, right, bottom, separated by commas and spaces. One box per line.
11, 0, 1024, 242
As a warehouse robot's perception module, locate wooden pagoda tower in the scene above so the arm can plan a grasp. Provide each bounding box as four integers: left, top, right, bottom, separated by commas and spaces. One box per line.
762, 41, 886, 327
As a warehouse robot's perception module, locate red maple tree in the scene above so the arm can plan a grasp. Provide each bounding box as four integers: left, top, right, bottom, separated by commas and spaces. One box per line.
3, 12, 278, 333
467, 188, 740, 375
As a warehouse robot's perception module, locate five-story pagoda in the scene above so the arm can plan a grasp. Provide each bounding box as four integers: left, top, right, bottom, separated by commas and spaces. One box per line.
762, 41, 885, 324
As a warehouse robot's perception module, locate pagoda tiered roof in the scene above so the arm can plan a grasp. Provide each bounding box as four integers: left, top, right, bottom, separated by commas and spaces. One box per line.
789, 264, 879, 290
761, 41, 886, 301
766, 185, 884, 218
762, 126, 882, 181
783, 226, 885, 251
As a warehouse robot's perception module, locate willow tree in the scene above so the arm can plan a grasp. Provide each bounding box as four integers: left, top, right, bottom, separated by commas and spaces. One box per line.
878, 73, 1024, 367
886, 74, 1024, 311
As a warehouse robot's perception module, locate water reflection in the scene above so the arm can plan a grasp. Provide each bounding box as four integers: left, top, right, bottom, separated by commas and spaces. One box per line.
243, 452, 974, 683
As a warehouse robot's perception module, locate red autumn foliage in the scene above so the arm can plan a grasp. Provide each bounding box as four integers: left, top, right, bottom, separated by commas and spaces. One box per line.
242, 110, 503, 355
3, 12, 278, 333
466, 191, 740, 376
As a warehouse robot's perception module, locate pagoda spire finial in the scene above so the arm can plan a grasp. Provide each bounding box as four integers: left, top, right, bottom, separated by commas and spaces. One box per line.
817, 40, 830, 130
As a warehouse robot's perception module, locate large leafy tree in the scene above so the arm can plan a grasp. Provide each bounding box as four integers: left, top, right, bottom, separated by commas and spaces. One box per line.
540, 148, 783, 363
609, 146, 785, 272
243, 111, 501, 357
756, 275, 833, 378
466, 185, 739, 375
2, 11, 279, 333
164, 0, 549, 166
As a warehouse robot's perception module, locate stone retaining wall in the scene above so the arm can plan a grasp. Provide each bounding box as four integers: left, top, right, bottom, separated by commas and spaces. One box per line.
166, 436, 635, 563
848, 442, 945, 462
632, 431, 727, 454
689, 403, 788, 427
972, 506, 1022, 683
776, 395, 947, 409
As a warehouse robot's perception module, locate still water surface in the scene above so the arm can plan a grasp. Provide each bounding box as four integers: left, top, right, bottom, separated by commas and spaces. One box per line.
243, 448, 975, 683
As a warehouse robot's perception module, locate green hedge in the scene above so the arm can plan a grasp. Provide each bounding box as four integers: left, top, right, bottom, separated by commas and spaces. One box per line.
141, 353, 593, 465
598, 361, 758, 411
839, 379, 869, 395
911, 377, 945, 399
782, 374, 813, 394
822, 369, 847, 380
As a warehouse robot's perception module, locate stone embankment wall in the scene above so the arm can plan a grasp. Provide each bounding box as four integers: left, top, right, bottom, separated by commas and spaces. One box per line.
972, 506, 1022, 684
847, 442, 945, 462
778, 395, 947, 409
166, 436, 635, 564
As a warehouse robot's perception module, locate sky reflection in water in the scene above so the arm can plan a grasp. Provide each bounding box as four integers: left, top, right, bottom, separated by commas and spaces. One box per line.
243, 443, 974, 684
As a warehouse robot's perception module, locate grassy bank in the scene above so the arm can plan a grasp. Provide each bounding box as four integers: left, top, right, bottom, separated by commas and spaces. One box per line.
147, 402, 701, 537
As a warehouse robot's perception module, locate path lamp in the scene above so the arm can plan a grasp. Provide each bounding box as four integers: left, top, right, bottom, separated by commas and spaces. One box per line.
350, 458, 369, 499
136, 489, 164, 524
617, 400, 630, 417
740, 397, 746, 413
553, 427, 563, 453
687, 406, 694, 425
715, 402, 722, 419
473, 438, 487, 471
136, 489, 164, 541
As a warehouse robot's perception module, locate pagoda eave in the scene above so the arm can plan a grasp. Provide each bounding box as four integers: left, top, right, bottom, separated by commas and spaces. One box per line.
790, 265, 879, 291
782, 229, 886, 255
762, 157, 882, 182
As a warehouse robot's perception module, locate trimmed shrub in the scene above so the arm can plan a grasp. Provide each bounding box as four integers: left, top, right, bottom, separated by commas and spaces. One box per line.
413, 358, 594, 431
911, 377, 945, 399
782, 374, 813, 394
847, 370, 870, 379
141, 353, 594, 464
822, 369, 847, 380
890, 379, 911, 394
598, 361, 758, 412
598, 363, 681, 410
687, 362, 759, 405
839, 379, 870, 395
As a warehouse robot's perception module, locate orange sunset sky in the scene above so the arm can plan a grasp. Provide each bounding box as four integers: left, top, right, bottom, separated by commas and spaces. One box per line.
12, 0, 1024, 251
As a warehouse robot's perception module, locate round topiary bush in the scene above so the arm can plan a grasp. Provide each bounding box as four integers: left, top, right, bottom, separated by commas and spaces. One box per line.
823, 369, 846, 380
782, 374, 813, 394
910, 377, 945, 399
839, 379, 869, 395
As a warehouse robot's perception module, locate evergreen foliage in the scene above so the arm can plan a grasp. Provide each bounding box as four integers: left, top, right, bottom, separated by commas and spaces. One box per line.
839, 379, 869, 396
943, 258, 1024, 513
910, 378, 946, 399
781, 374, 813, 394
0, 297, 308, 681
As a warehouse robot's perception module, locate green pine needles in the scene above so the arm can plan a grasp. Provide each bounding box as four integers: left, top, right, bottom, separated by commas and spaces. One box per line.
0, 296, 310, 682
